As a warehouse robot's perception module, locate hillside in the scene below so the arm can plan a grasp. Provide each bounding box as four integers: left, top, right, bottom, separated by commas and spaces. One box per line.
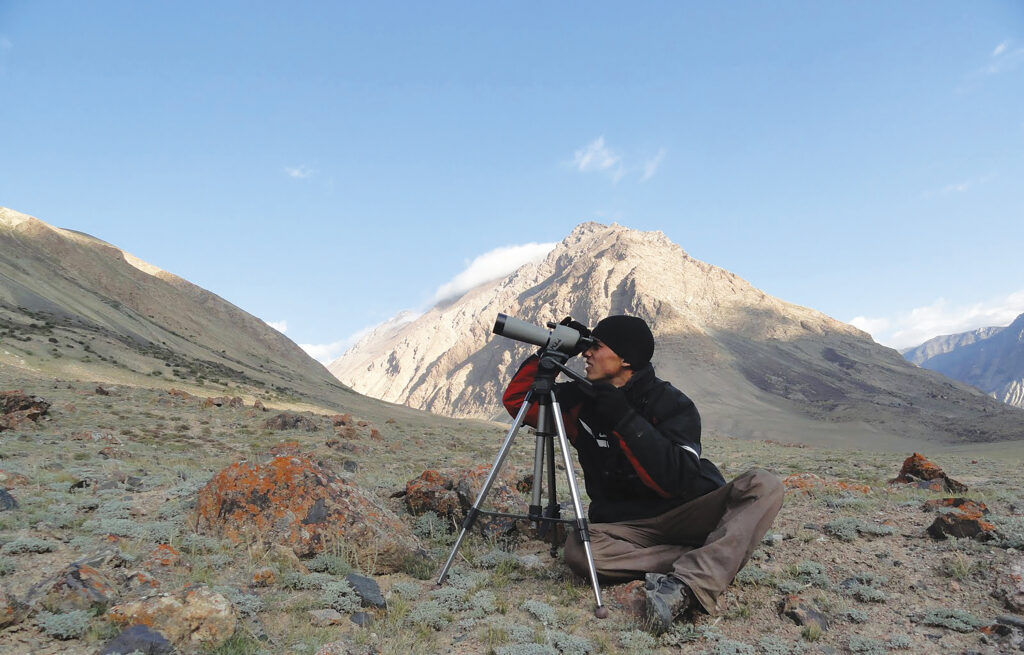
903, 313, 1024, 409
330, 223, 1022, 449
0, 207, 359, 411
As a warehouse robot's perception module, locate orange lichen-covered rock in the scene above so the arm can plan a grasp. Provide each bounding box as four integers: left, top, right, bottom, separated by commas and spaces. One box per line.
923, 497, 996, 540
143, 544, 182, 569
30, 562, 117, 612
403, 465, 526, 537
107, 586, 235, 649
892, 453, 967, 492
194, 456, 419, 570
0, 390, 50, 431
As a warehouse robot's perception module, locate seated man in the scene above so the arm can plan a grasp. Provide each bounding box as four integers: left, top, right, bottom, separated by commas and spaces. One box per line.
503, 315, 784, 632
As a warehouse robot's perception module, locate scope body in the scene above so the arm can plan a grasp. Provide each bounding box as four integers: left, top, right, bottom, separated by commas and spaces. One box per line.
493, 314, 593, 355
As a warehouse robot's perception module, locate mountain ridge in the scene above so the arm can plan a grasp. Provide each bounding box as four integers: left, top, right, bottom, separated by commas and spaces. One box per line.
330, 223, 1022, 449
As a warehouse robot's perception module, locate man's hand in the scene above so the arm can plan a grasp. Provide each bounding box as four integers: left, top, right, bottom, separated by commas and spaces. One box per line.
590, 382, 633, 426
559, 316, 591, 356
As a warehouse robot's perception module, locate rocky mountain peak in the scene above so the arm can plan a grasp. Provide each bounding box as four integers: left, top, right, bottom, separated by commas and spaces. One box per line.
329, 222, 1020, 447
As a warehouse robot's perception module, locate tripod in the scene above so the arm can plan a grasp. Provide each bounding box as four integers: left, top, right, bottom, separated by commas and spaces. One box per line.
436, 350, 608, 618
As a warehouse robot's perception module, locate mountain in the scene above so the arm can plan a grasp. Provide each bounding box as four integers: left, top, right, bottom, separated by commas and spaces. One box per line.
902, 313, 1024, 409
902, 327, 1004, 365
0, 206, 351, 408
329, 223, 1022, 449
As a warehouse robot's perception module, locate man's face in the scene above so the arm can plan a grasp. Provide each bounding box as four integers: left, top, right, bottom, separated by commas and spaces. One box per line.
583, 340, 632, 387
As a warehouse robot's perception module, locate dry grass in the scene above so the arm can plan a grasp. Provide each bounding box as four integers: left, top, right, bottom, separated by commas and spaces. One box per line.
1, 364, 1022, 654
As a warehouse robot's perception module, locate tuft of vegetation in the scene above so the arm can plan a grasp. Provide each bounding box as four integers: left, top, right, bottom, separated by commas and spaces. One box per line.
36, 610, 92, 640
916, 607, 988, 632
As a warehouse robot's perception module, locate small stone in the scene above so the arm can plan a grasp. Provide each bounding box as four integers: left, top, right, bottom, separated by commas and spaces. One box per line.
763, 533, 784, 546
99, 624, 174, 655
308, 608, 345, 626
780, 595, 829, 631
345, 573, 386, 609
251, 567, 276, 587
350, 611, 374, 627
0, 489, 18, 511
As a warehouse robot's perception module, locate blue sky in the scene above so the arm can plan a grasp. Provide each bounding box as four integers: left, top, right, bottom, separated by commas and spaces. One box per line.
1, 1, 1022, 361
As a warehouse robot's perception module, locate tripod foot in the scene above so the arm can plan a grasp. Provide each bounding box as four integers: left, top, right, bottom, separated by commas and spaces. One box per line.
594, 605, 609, 619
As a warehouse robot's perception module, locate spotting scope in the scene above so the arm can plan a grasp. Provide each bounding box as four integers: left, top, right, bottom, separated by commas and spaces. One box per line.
492, 314, 594, 356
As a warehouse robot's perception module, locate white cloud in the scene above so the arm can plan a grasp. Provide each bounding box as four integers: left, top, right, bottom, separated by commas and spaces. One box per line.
432, 242, 556, 303
0, 37, 12, 50
299, 339, 352, 364
265, 320, 287, 333
641, 148, 667, 182
284, 165, 316, 179
980, 40, 1024, 75
850, 290, 1024, 349
573, 136, 621, 174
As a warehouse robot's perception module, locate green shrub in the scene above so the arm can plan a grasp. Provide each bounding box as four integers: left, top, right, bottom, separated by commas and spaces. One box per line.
36, 609, 92, 640
917, 608, 987, 632
522, 599, 559, 627
1, 537, 56, 554
404, 599, 451, 630
321, 580, 361, 613
618, 629, 656, 651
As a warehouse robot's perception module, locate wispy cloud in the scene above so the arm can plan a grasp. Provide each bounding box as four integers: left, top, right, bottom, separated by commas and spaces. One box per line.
641, 148, 667, 182
570, 137, 667, 183
284, 165, 316, 179
433, 242, 556, 303
572, 137, 623, 181
850, 290, 1024, 349
980, 39, 1024, 76
0, 37, 12, 50
922, 172, 993, 199
302, 312, 421, 364
265, 319, 288, 333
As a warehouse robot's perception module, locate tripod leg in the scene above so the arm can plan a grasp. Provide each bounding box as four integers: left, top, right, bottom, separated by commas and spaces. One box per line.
529, 406, 547, 529
549, 394, 607, 618
544, 434, 560, 557
437, 393, 533, 585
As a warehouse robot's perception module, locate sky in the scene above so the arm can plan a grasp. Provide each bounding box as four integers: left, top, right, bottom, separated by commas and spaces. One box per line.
1, 1, 1022, 362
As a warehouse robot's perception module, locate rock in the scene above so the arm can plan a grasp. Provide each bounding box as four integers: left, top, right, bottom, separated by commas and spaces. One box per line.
0, 390, 50, 431
350, 611, 374, 627
142, 544, 181, 569
403, 466, 525, 537
167, 388, 196, 401
316, 641, 378, 655
0, 470, 30, 487
269, 440, 303, 456
343, 460, 359, 473
404, 470, 462, 520
95, 385, 110, 396
923, 498, 996, 540
0, 587, 29, 628
263, 412, 319, 431
201, 396, 244, 409
251, 567, 276, 587
107, 586, 236, 649
253, 399, 266, 411
891, 453, 967, 492
780, 595, 829, 631
309, 608, 345, 626
0, 489, 17, 511
996, 557, 1024, 613
604, 579, 646, 619
27, 561, 118, 612
345, 573, 386, 609
194, 456, 420, 570
99, 624, 175, 655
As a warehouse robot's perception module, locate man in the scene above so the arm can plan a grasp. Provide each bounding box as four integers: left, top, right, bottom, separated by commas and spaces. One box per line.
503, 315, 784, 632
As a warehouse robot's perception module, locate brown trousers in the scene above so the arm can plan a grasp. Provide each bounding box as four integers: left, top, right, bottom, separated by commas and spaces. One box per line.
564, 468, 784, 614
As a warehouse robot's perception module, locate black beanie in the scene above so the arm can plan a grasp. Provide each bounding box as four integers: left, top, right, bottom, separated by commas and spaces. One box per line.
592, 315, 654, 369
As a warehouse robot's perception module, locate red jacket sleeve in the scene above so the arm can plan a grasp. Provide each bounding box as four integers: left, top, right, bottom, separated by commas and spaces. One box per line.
502, 355, 580, 442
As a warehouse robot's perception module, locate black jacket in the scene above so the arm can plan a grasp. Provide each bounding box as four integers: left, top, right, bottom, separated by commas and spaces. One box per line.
503, 355, 725, 523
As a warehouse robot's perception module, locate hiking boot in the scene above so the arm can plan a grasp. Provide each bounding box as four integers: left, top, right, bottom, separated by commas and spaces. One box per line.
643, 572, 693, 634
